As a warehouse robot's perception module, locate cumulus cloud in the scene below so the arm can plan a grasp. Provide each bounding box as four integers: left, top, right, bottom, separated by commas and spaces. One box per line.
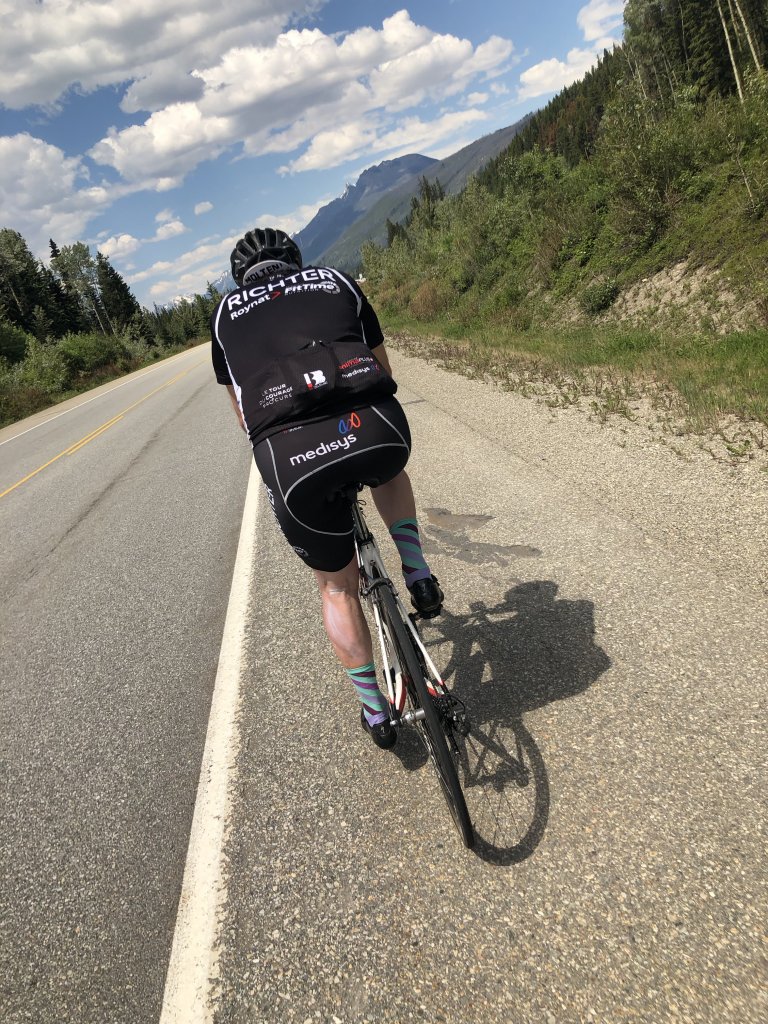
131, 193, 330, 303
3, 7, 515, 276
0, 133, 118, 253
88, 103, 235, 187
578, 0, 625, 46
89, 11, 514, 184
194, 201, 213, 215
518, 0, 624, 100
519, 48, 602, 100
155, 219, 186, 240
280, 107, 488, 173
98, 217, 187, 261
98, 233, 142, 259
143, 238, 233, 299
0, 0, 324, 111
244, 195, 337, 238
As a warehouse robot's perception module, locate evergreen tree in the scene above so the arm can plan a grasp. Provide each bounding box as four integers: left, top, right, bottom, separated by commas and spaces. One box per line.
50, 241, 111, 334
95, 252, 140, 330
0, 229, 40, 332
37, 263, 86, 336
30, 304, 54, 342
48, 238, 91, 334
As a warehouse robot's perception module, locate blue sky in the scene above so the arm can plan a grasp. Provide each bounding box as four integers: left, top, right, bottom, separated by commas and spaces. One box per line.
0, 1, 625, 307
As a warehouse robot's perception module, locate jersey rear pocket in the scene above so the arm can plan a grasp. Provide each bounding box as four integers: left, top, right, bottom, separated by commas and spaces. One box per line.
244, 340, 396, 442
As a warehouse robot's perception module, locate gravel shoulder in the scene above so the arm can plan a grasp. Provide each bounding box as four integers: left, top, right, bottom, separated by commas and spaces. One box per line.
386, 341, 768, 598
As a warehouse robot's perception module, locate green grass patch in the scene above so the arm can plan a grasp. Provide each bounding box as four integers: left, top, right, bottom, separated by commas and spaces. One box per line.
381, 312, 768, 428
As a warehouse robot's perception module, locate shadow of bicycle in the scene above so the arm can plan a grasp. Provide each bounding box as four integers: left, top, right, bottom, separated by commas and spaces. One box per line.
422, 580, 611, 865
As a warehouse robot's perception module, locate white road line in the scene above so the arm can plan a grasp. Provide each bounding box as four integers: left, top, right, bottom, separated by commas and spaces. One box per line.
0, 347, 202, 449
159, 461, 260, 1024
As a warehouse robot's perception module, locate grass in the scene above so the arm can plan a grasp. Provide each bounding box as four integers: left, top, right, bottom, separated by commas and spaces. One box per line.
379, 311, 768, 431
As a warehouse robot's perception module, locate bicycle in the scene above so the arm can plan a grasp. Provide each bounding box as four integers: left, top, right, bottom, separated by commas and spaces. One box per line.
343, 484, 475, 849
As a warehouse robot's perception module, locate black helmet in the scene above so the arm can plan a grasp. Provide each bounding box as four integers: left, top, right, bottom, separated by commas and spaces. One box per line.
230, 227, 302, 286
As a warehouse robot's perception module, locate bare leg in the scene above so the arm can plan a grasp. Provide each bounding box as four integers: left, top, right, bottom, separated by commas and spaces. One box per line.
371, 468, 438, 599
313, 556, 372, 669
370, 469, 416, 528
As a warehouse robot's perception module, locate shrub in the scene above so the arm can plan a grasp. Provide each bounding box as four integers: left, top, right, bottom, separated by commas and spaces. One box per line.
58, 331, 128, 375
13, 338, 71, 394
408, 279, 451, 320
579, 280, 619, 316
0, 318, 32, 364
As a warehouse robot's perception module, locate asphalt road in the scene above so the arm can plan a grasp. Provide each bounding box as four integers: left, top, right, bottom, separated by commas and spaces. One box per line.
0, 346, 251, 1023
214, 350, 766, 1024
1, 344, 765, 1024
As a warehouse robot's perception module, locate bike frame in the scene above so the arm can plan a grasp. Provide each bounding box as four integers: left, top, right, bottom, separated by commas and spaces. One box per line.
348, 495, 444, 716
346, 488, 475, 848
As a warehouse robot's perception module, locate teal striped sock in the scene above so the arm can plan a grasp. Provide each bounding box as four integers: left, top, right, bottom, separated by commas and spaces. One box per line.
346, 662, 388, 725
389, 517, 430, 586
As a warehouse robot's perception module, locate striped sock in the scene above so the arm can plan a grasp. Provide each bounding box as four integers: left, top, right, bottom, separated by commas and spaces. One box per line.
346, 662, 388, 726
389, 517, 431, 586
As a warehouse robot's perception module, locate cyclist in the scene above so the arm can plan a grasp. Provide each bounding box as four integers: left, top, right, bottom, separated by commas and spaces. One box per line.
211, 227, 442, 750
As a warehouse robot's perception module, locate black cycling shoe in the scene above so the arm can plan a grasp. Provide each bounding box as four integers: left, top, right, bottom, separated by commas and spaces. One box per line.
408, 574, 444, 618
361, 708, 397, 750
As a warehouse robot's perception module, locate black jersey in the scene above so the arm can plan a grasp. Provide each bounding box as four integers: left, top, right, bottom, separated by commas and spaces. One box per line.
211, 266, 393, 444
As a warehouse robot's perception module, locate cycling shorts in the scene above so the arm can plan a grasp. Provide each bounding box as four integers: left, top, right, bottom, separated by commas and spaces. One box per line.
253, 397, 411, 571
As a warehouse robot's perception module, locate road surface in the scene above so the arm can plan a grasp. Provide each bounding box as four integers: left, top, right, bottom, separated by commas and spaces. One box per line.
1, 343, 765, 1023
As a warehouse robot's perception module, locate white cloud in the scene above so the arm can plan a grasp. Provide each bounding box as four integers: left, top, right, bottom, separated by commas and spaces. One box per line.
255, 196, 336, 236
518, 47, 602, 100
98, 233, 141, 259
518, 0, 624, 100
282, 105, 489, 174
368, 32, 475, 111
0, 0, 324, 110
155, 219, 186, 240
194, 201, 213, 215
98, 217, 187, 262
131, 193, 330, 303
0, 133, 118, 254
145, 238, 233, 299
89, 11, 514, 184
3, 8, 516, 270
88, 103, 235, 186
578, 0, 625, 45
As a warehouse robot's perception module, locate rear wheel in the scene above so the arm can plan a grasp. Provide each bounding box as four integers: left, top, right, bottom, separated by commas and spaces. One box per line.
378, 584, 474, 849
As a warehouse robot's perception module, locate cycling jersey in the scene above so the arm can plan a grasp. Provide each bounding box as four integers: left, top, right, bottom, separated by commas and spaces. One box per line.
211, 266, 393, 445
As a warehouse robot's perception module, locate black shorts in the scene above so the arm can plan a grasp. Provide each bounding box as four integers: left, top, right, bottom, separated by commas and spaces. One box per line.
253, 397, 411, 571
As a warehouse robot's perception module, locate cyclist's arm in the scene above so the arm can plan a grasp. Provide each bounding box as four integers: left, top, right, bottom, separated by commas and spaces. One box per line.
225, 384, 246, 432
370, 343, 393, 378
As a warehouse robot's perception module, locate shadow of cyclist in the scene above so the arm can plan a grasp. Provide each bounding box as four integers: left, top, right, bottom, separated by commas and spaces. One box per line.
419, 580, 611, 865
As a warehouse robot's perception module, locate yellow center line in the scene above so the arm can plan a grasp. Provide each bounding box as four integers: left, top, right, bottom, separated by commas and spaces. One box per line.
66, 416, 124, 455
0, 359, 207, 500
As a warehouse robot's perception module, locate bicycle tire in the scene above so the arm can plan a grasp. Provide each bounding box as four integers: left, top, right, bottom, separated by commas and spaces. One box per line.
377, 583, 475, 849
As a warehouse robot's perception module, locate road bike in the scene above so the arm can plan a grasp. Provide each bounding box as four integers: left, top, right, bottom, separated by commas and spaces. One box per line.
343, 484, 475, 849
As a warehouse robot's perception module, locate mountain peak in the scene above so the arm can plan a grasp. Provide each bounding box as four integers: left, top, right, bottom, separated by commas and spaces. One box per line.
295, 153, 437, 264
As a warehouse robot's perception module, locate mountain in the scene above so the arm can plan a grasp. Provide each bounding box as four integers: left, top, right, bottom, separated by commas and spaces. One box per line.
316, 118, 532, 271
294, 153, 437, 264
202, 118, 533, 293
209, 269, 236, 295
